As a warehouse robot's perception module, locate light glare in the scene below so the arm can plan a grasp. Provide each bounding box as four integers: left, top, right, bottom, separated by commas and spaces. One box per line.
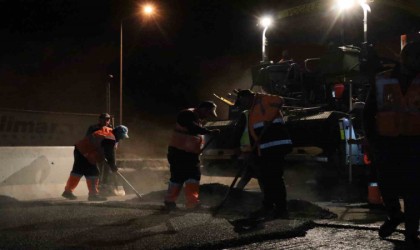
260, 16, 273, 28
143, 5, 154, 15
336, 0, 355, 10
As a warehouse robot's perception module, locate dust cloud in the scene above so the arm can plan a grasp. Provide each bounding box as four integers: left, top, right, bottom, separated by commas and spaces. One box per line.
196, 55, 256, 120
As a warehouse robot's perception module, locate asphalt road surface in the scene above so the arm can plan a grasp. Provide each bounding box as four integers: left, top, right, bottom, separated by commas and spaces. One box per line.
0, 160, 417, 249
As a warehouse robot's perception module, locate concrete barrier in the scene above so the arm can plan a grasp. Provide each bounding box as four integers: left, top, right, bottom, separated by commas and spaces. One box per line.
0, 146, 89, 200
0, 147, 172, 201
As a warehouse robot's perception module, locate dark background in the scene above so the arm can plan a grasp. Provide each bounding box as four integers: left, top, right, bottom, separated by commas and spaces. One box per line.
0, 0, 419, 157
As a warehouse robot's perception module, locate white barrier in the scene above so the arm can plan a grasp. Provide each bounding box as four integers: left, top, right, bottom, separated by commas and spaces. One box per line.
0, 146, 89, 201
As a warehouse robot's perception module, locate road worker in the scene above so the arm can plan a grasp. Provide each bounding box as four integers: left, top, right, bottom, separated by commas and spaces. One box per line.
164, 101, 220, 210
86, 113, 113, 136
62, 125, 129, 201
235, 89, 293, 220
363, 41, 420, 248
85, 113, 124, 196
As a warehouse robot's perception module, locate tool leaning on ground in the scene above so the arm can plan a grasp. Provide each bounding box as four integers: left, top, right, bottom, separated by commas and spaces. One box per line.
116, 171, 143, 200
211, 119, 274, 216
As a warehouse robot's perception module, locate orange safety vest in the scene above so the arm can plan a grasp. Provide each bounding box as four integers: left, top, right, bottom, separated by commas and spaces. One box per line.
76, 127, 116, 165
375, 72, 420, 136
248, 93, 292, 155
169, 108, 204, 154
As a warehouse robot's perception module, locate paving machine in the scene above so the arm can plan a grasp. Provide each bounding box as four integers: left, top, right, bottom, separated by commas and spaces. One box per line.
201, 44, 387, 183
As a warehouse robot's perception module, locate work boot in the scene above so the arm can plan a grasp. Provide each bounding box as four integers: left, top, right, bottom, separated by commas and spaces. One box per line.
162, 201, 179, 212
378, 213, 404, 238
62, 191, 77, 200
270, 207, 289, 220
99, 184, 114, 197
186, 203, 203, 211
88, 194, 107, 201
248, 206, 274, 220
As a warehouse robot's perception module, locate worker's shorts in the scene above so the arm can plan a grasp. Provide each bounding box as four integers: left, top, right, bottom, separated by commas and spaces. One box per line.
167, 147, 200, 184
71, 148, 100, 177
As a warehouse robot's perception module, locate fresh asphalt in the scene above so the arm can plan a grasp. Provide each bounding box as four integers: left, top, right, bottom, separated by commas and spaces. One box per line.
0, 184, 411, 250
0, 159, 414, 250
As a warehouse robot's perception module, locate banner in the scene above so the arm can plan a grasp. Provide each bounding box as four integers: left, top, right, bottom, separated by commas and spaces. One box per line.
0, 108, 97, 146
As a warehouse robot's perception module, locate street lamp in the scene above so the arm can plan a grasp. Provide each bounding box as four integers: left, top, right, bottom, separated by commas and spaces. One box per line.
259, 16, 273, 63
359, 0, 371, 44
335, 0, 371, 184
335, 0, 371, 43
119, 4, 156, 125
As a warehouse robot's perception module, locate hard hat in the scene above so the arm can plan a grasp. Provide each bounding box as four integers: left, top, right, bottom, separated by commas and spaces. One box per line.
99, 113, 111, 119
113, 125, 129, 141
198, 101, 218, 118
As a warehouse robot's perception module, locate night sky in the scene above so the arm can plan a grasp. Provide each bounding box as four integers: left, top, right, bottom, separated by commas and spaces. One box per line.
0, 0, 265, 115
1, 0, 419, 156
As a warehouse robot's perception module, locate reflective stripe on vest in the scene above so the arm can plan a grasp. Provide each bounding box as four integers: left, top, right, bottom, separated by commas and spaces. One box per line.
248, 93, 292, 155
169, 109, 204, 154
375, 75, 420, 136
240, 111, 252, 152
260, 139, 293, 149
76, 127, 116, 165
253, 117, 285, 129
248, 93, 284, 141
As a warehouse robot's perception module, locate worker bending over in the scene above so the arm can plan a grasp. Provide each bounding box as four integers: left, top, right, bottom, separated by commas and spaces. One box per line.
62, 125, 129, 201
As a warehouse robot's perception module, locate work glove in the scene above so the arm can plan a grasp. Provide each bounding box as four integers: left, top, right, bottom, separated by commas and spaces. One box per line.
111, 165, 119, 173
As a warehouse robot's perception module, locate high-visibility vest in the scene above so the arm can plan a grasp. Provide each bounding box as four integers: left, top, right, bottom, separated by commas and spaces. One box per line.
169, 108, 204, 154
375, 72, 420, 136
248, 93, 292, 155
76, 127, 116, 165
240, 111, 252, 152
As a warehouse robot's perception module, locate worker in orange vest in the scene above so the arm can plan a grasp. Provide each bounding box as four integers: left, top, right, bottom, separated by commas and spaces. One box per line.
62, 125, 129, 201
236, 89, 293, 220
164, 101, 220, 211
363, 41, 420, 248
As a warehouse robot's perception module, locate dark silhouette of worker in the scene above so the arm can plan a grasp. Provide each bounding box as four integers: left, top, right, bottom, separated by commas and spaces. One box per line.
278, 50, 293, 63
363, 41, 420, 248
86, 113, 113, 136
235, 89, 293, 220
164, 101, 220, 211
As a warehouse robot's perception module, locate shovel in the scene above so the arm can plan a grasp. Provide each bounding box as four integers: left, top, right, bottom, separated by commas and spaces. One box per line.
116, 171, 143, 200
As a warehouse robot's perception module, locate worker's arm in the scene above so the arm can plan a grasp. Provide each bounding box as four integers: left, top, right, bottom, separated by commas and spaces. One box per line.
178, 110, 213, 135
102, 139, 118, 172
269, 96, 285, 109
362, 84, 377, 146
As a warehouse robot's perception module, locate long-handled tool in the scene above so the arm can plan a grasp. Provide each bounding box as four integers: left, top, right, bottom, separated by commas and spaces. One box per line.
212, 117, 276, 216
116, 171, 143, 200
211, 161, 247, 215
200, 135, 216, 154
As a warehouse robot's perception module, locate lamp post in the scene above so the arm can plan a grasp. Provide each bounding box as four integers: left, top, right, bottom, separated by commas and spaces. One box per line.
336, 0, 371, 44
359, 0, 371, 44
119, 22, 123, 125
259, 16, 273, 63
119, 4, 155, 125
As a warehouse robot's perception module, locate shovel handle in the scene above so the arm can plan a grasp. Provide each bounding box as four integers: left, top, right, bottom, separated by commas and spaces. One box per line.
116, 171, 143, 199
